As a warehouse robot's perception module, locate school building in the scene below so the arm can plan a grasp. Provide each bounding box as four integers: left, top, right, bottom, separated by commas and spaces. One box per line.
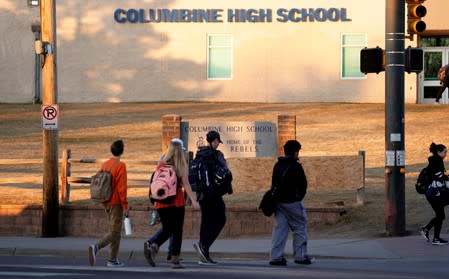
1, 0, 448, 104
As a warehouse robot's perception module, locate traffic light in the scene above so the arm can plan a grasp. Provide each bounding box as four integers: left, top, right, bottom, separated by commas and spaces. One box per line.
406, 0, 427, 34
404, 46, 423, 73
360, 47, 385, 74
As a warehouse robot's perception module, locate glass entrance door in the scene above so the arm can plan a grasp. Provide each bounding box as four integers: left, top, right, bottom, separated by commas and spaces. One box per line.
420, 48, 449, 104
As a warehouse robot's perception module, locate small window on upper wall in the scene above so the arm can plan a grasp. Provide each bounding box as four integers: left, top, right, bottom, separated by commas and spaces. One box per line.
341, 33, 367, 79
207, 34, 233, 80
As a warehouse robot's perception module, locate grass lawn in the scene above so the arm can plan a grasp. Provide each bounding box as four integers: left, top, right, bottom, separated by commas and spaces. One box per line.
1, 102, 449, 238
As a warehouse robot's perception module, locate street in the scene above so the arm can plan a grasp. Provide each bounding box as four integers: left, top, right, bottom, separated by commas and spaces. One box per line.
0, 255, 446, 279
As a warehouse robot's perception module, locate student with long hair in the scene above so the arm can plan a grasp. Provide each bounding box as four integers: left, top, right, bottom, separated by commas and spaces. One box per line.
144, 138, 200, 268
421, 142, 449, 245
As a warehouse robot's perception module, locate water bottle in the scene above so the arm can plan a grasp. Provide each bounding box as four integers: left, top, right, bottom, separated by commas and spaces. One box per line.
149, 209, 160, 226
124, 217, 132, 236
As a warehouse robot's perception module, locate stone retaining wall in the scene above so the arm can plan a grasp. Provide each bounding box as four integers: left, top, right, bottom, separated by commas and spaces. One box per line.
0, 204, 345, 238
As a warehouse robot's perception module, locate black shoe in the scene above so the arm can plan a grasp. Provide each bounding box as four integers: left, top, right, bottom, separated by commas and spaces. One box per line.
198, 257, 217, 266
167, 255, 182, 262
420, 227, 430, 242
205, 256, 217, 265
198, 256, 217, 265
269, 257, 287, 266
432, 238, 449, 245
294, 256, 314, 265
193, 243, 208, 263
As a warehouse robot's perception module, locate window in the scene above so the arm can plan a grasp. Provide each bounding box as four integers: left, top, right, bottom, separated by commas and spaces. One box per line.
207, 34, 233, 80
341, 33, 367, 79
421, 36, 449, 47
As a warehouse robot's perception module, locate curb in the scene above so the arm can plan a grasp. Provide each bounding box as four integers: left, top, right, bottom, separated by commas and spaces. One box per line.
0, 248, 395, 261
0, 248, 270, 260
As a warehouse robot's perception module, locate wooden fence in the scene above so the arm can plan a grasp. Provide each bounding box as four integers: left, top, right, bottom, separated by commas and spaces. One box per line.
0, 159, 42, 184
0, 149, 160, 205
60, 149, 160, 204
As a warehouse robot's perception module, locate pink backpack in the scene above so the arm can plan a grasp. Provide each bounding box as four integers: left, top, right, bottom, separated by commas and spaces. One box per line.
150, 164, 177, 203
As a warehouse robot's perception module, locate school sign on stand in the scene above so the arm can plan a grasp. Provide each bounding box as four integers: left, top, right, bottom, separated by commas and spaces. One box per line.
181, 121, 277, 158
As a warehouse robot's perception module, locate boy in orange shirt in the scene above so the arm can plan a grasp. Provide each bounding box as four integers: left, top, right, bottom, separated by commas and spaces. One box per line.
88, 139, 129, 267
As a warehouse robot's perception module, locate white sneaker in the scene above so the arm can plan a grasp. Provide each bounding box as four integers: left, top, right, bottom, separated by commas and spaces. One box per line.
107, 259, 125, 267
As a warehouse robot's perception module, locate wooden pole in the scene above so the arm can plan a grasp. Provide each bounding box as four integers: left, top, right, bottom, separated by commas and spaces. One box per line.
41, 0, 59, 237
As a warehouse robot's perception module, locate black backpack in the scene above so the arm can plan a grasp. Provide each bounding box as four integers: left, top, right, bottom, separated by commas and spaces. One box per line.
188, 154, 211, 193
188, 152, 233, 196
415, 167, 432, 195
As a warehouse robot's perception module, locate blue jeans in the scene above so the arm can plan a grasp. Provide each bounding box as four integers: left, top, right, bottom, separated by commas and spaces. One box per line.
149, 227, 174, 257
270, 201, 308, 261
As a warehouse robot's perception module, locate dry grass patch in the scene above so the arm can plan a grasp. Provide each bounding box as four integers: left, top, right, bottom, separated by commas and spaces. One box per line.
1, 102, 449, 238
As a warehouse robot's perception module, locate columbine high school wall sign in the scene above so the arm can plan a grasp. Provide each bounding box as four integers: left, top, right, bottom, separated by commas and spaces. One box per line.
180, 121, 277, 158
114, 8, 352, 23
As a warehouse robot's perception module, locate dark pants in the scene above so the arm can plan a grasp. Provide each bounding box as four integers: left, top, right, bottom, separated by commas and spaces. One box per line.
151, 206, 185, 256
425, 195, 446, 239
435, 80, 449, 102
199, 195, 226, 257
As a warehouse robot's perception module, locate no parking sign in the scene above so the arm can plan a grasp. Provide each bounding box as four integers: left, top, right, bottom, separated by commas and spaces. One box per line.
41, 104, 59, 130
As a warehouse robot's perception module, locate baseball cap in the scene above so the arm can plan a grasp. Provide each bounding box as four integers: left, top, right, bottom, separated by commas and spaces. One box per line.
171, 138, 186, 150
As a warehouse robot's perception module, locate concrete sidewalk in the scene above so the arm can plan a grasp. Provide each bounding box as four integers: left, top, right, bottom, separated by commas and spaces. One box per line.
1, 235, 448, 261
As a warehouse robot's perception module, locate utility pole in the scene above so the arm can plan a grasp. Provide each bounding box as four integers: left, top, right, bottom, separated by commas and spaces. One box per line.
385, 0, 406, 236
40, 0, 59, 237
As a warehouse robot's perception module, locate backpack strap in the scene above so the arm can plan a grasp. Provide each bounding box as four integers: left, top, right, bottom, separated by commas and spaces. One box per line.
272, 162, 294, 192
100, 160, 120, 192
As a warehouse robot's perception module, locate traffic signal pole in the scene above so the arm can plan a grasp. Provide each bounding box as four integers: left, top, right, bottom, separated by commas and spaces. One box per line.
385, 0, 406, 236
41, 0, 59, 237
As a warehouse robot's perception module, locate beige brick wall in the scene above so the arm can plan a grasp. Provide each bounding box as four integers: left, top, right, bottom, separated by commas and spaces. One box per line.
161, 115, 364, 193
0, 205, 42, 236
227, 155, 364, 193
